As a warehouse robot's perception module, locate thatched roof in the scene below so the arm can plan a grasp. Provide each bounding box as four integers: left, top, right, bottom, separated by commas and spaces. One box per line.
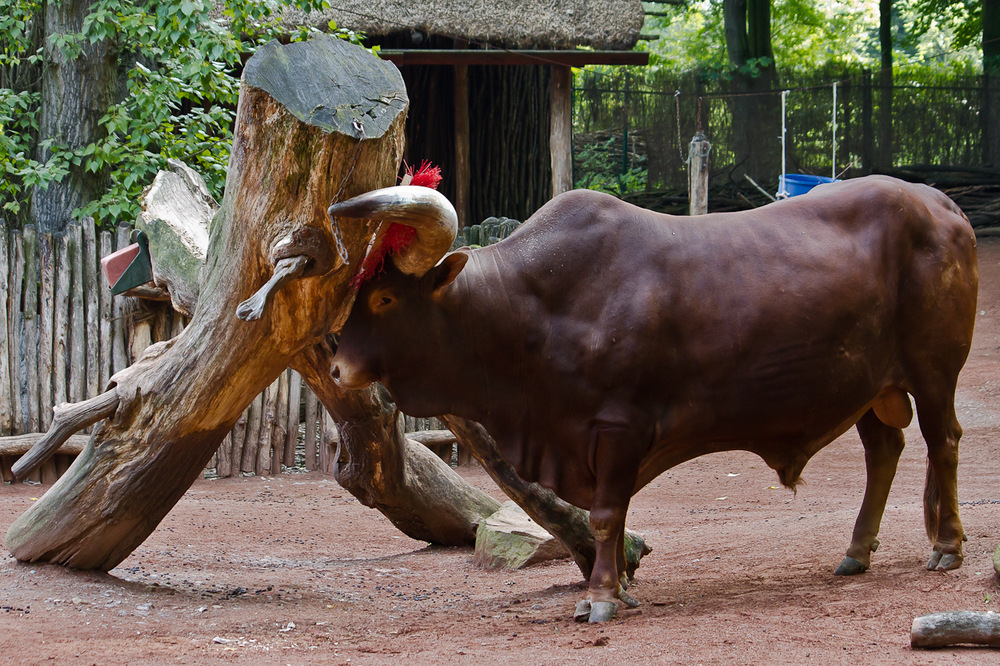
282, 1, 645, 50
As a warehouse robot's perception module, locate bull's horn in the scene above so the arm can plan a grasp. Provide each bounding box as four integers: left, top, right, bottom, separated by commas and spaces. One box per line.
328, 185, 458, 277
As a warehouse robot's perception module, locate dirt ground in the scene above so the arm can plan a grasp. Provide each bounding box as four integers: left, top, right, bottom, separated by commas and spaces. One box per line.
2, 237, 999, 665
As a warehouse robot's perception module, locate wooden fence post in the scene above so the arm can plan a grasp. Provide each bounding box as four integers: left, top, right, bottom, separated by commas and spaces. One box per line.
688, 132, 710, 216
862, 69, 873, 174
550, 64, 573, 197
9, 230, 24, 433
0, 219, 9, 435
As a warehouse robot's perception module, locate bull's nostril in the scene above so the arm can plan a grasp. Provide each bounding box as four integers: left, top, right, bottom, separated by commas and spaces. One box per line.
331, 365, 340, 380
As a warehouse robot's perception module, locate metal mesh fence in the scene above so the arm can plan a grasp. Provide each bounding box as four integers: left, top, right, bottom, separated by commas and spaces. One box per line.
573, 67, 987, 197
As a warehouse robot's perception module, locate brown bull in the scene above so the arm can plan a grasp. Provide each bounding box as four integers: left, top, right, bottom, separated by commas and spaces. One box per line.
328, 175, 978, 622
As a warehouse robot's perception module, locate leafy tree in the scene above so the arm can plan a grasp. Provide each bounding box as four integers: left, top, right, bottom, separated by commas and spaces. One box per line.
723, 0, 779, 178
879, 0, 894, 166
0, 0, 362, 231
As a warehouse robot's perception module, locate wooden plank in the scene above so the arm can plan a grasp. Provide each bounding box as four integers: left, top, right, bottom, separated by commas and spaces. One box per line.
379, 49, 649, 67
549, 65, 573, 197
98, 231, 113, 389
52, 233, 71, 411
171, 312, 186, 339
54, 453, 70, 477
321, 409, 338, 474
229, 405, 249, 478
216, 431, 232, 478
130, 318, 152, 362
453, 63, 470, 228
112, 225, 130, 374
43, 232, 69, 484
317, 405, 329, 473
22, 227, 39, 434
152, 303, 168, 343
257, 377, 279, 476
9, 231, 24, 433
241, 393, 262, 474
0, 219, 10, 434
271, 370, 288, 474
0, 433, 89, 456
38, 232, 55, 431
83, 218, 100, 400
69, 224, 86, 404
285, 370, 302, 468
303, 386, 317, 470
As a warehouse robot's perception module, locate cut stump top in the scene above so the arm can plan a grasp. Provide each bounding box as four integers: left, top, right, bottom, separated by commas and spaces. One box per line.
243, 35, 407, 138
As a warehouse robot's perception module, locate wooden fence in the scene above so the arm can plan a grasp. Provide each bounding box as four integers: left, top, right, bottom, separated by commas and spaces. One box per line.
0, 218, 445, 484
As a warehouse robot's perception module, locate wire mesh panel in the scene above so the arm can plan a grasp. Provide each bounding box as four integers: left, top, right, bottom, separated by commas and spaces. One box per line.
572, 68, 988, 198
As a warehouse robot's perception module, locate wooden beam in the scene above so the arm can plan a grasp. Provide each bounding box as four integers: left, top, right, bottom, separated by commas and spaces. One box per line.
381, 50, 649, 67
0, 434, 88, 457
454, 64, 470, 228
550, 65, 573, 197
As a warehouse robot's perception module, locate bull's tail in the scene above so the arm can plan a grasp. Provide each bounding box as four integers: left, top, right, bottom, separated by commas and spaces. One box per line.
923, 460, 940, 542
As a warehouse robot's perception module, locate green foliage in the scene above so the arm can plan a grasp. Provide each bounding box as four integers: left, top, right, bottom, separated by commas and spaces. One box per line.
570, 0, 988, 198
573, 133, 647, 196
905, 0, 981, 50
640, 0, 981, 77
0, 0, 369, 229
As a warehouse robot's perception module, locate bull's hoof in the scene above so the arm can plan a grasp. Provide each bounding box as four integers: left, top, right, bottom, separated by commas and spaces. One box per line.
834, 556, 868, 576
573, 599, 619, 623
926, 550, 963, 571
588, 601, 618, 623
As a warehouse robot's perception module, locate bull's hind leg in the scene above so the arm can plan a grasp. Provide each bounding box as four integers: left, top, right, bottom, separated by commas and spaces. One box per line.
915, 395, 965, 571
835, 410, 906, 575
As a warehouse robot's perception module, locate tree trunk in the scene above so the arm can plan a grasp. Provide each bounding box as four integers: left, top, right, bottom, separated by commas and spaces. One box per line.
723, 0, 779, 180
878, 0, 894, 168
5, 35, 408, 569
293, 340, 501, 546
6, 35, 651, 580
983, 0, 1000, 166
441, 415, 650, 580
31, 0, 117, 233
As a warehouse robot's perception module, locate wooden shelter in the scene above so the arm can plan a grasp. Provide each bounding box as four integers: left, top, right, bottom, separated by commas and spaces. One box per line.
284, 1, 648, 226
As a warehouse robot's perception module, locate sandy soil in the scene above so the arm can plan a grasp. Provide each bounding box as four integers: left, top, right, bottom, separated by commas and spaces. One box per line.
2, 238, 999, 665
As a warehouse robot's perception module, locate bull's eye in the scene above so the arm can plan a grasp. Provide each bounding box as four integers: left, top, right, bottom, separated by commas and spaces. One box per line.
370, 291, 395, 311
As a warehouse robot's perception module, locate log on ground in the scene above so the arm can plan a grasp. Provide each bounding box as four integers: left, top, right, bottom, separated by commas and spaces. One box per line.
911, 611, 1000, 648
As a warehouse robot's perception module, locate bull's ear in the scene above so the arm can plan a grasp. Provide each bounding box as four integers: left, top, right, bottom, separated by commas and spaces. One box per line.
425, 252, 469, 296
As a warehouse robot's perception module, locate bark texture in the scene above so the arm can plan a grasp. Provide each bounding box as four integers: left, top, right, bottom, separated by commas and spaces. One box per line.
5, 35, 408, 569
723, 0, 779, 179
294, 341, 500, 546
31, 0, 118, 232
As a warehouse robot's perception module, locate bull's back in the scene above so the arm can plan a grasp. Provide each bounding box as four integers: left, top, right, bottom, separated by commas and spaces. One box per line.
477, 178, 976, 495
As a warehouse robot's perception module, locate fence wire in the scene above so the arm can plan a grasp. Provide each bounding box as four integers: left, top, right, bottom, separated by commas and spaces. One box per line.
573, 68, 989, 197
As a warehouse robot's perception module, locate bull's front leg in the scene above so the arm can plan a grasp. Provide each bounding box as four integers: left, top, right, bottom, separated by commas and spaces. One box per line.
574, 425, 642, 623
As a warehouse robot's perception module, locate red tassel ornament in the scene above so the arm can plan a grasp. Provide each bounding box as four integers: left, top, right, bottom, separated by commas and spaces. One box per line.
350, 160, 443, 288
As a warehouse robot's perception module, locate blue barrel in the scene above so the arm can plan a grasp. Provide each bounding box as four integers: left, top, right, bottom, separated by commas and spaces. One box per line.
780, 173, 837, 197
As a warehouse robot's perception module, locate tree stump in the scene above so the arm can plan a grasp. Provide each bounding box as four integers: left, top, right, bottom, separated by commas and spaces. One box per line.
5, 35, 410, 569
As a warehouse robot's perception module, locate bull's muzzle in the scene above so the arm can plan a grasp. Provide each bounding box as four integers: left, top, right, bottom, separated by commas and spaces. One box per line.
330, 359, 376, 390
